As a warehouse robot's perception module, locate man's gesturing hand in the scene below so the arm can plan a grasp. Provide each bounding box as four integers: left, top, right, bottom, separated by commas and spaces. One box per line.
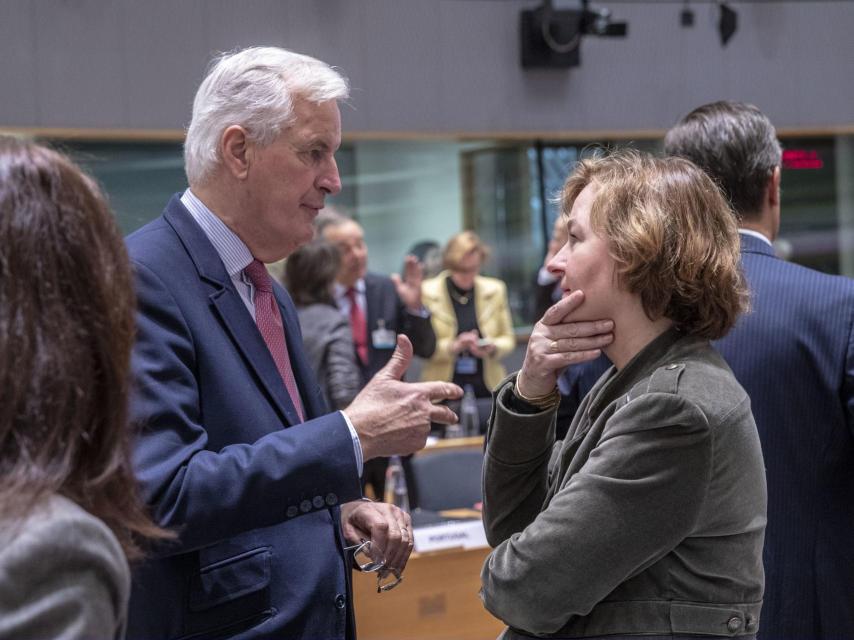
346, 335, 463, 461
390, 255, 424, 313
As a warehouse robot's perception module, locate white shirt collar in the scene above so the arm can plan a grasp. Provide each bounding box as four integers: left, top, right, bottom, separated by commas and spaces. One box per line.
738, 228, 773, 247
180, 189, 254, 277
334, 278, 366, 300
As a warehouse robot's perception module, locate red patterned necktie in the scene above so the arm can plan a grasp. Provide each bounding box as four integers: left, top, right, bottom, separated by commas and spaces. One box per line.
244, 260, 305, 422
346, 287, 369, 366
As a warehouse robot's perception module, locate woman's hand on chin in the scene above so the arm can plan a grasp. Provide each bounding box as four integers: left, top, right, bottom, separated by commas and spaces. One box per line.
518, 291, 614, 397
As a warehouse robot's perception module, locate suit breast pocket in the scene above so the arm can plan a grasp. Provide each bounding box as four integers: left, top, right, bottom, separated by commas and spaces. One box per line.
182, 547, 273, 639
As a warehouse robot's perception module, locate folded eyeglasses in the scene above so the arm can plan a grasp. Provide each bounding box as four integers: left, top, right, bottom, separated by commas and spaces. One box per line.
344, 539, 403, 593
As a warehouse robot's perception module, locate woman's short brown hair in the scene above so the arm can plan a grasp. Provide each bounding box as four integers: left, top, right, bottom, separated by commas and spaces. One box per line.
0, 136, 167, 559
560, 149, 748, 339
443, 231, 491, 272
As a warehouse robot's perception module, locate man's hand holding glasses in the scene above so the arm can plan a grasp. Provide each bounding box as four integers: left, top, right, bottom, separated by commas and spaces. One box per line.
341, 499, 413, 593
345, 539, 403, 592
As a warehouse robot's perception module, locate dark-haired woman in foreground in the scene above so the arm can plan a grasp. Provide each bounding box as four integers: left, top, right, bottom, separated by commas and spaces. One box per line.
481, 151, 766, 639
0, 137, 166, 638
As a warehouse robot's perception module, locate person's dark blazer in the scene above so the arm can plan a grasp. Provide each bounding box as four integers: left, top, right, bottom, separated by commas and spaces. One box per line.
356, 272, 436, 500
360, 271, 435, 381
531, 274, 561, 324
559, 233, 854, 639
714, 233, 854, 639
125, 196, 363, 640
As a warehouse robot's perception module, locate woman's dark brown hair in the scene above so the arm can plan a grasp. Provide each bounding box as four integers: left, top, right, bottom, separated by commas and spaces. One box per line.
0, 136, 167, 560
285, 239, 341, 307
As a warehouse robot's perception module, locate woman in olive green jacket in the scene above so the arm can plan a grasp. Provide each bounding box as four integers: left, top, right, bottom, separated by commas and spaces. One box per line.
481, 151, 767, 639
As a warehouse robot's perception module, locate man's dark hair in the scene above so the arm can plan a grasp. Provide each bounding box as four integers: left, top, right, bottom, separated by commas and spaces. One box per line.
285, 239, 342, 307
663, 101, 781, 221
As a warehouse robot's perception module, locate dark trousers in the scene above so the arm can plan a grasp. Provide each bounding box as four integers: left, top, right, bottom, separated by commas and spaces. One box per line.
361, 457, 388, 500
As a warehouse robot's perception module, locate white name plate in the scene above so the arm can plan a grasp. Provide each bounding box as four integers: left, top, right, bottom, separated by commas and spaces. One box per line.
413, 519, 488, 553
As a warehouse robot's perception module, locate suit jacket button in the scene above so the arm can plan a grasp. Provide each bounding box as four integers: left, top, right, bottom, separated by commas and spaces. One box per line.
286, 505, 299, 518
313, 495, 325, 509
300, 499, 312, 513
335, 593, 346, 609
727, 616, 742, 632
326, 493, 338, 506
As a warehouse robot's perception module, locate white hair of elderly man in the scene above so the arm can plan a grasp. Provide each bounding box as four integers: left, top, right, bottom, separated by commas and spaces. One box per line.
184, 46, 350, 186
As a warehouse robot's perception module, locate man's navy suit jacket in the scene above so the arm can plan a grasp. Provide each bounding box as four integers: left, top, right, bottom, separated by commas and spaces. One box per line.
559, 234, 854, 639
125, 196, 363, 640
715, 234, 854, 639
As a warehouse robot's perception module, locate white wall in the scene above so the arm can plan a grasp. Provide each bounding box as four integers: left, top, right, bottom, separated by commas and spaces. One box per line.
352, 141, 463, 276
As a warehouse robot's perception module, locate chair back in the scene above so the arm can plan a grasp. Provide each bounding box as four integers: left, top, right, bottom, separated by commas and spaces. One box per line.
410, 449, 484, 511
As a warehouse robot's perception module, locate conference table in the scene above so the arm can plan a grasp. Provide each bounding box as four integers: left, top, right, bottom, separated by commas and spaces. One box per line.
354, 436, 504, 639
353, 530, 503, 640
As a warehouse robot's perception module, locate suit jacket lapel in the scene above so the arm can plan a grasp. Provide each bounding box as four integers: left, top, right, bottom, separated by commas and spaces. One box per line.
163, 198, 301, 426
474, 277, 498, 324
426, 278, 456, 326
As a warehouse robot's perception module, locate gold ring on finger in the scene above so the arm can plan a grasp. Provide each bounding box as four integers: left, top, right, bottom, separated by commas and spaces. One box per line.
549, 340, 559, 353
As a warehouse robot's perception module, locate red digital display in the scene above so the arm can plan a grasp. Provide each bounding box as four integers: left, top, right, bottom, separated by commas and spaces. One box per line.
782, 149, 824, 170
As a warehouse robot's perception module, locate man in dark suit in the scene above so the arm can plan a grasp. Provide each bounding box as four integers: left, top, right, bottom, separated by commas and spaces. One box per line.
125, 46, 461, 640
665, 101, 854, 639
562, 101, 854, 639
319, 212, 436, 498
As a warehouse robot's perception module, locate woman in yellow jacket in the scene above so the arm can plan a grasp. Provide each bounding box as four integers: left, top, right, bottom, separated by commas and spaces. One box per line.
420, 232, 516, 416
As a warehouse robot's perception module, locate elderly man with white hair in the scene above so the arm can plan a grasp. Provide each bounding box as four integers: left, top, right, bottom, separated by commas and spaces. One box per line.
125, 46, 465, 640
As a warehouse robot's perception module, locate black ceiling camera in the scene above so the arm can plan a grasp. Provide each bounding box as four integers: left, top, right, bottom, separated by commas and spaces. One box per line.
520, 0, 628, 69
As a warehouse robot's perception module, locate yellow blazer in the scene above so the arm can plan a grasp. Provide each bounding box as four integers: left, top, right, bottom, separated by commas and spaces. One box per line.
420, 271, 516, 390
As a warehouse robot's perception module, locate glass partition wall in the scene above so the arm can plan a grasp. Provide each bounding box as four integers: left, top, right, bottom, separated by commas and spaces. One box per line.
49, 133, 854, 327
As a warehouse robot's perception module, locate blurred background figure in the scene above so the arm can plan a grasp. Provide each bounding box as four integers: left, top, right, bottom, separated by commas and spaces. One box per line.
421, 231, 515, 434
285, 240, 361, 411
405, 240, 443, 280
318, 208, 437, 499
0, 137, 165, 638
531, 216, 569, 322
